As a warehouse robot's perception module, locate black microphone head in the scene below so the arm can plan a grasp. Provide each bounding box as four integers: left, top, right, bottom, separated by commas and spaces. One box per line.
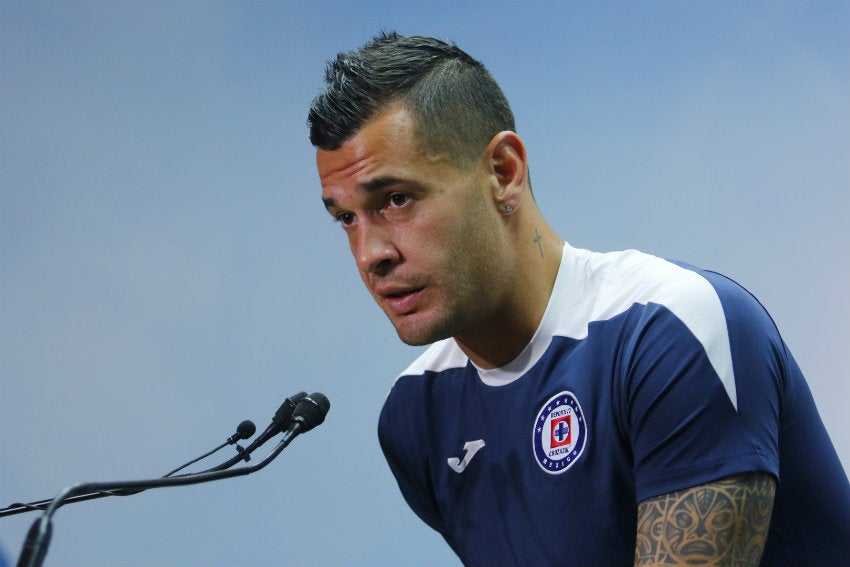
273, 391, 308, 431
236, 419, 256, 440
292, 392, 330, 433
228, 419, 258, 444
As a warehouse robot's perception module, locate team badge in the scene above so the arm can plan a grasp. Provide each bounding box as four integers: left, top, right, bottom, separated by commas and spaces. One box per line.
532, 391, 587, 474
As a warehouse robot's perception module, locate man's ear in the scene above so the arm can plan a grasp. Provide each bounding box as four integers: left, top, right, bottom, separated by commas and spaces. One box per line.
484, 131, 528, 214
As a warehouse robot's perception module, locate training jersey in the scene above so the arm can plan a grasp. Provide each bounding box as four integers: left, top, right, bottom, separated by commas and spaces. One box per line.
378, 243, 850, 567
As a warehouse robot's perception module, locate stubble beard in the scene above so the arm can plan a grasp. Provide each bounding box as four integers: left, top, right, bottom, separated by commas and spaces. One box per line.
388, 245, 504, 348
389, 291, 478, 347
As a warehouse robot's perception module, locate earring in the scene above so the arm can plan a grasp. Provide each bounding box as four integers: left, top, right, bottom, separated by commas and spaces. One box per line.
505, 205, 514, 213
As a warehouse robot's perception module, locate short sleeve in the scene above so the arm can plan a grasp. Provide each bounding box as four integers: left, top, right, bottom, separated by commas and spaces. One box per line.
622, 279, 781, 502
378, 383, 447, 535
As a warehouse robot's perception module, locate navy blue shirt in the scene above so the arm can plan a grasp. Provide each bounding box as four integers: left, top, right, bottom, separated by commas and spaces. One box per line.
378, 243, 850, 566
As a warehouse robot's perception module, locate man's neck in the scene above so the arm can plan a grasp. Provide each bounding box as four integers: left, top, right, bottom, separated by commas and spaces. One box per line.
457, 227, 563, 369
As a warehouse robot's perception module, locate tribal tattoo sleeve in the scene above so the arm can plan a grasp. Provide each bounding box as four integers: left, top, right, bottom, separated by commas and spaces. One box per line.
635, 473, 776, 567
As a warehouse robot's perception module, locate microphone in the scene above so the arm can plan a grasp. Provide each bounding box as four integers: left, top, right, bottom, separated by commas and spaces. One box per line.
163, 419, 258, 477
291, 392, 330, 433
227, 420, 257, 445
16, 392, 330, 567
1, 417, 259, 516
270, 391, 309, 436
4, 390, 309, 517
198, 391, 308, 474
3, 391, 318, 519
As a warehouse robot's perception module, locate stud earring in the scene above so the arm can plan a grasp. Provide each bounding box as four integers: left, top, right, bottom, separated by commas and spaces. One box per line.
505, 205, 514, 213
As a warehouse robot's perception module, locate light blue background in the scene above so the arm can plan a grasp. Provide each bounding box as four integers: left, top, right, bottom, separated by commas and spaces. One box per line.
2, 2, 847, 565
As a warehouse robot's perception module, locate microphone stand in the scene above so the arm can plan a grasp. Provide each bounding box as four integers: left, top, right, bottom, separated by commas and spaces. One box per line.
2, 401, 301, 518
17, 422, 305, 567
1, 439, 250, 518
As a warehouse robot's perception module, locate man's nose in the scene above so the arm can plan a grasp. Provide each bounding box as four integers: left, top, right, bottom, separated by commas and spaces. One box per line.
353, 223, 399, 275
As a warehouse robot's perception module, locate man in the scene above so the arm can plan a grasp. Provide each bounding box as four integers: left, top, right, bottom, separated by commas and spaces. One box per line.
308, 32, 850, 566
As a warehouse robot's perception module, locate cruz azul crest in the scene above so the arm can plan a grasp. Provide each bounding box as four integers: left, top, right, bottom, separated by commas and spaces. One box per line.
532, 391, 587, 474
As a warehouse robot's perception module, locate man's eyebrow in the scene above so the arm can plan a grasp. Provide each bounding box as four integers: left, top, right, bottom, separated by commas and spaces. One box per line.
358, 176, 406, 193
322, 176, 410, 210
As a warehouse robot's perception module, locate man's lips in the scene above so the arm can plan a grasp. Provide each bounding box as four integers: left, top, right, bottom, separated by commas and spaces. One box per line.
378, 286, 425, 315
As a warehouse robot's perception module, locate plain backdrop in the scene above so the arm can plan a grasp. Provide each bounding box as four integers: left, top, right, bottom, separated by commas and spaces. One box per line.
1, 2, 848, 566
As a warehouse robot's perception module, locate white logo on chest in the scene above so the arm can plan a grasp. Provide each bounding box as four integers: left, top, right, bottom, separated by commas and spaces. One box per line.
447, 439, 486, 473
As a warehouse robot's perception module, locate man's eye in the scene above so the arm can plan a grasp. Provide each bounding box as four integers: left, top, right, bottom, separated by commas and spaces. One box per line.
389, 193, 409, 207
336, 212, 355, 225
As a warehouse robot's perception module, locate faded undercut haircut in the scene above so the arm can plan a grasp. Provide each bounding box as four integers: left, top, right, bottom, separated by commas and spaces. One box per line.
308, 31, 515, 164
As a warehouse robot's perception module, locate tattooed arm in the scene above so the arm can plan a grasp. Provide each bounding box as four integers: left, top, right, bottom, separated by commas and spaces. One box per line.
635, 473, 776, 567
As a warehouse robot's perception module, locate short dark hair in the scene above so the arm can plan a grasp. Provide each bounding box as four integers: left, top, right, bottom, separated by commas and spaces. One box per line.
308, 31, 515, 163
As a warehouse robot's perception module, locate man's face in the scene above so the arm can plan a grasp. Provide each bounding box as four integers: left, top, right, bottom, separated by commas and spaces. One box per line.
317, 106, 510, 346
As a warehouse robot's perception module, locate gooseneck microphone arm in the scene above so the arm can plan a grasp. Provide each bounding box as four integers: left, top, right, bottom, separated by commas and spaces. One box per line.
17, 392, 330, 567
162, 419, 258, 478
0, 418, 259, 518
3, 391, 310, 518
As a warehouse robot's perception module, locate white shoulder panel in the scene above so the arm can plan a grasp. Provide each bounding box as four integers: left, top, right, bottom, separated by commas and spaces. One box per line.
480, 244, 737, 409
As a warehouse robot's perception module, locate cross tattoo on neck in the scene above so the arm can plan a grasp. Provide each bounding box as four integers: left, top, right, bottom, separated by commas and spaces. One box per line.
533, 228, 544, 258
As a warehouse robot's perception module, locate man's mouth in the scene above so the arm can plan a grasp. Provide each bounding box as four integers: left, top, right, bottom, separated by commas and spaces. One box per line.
380, 287, 424, 315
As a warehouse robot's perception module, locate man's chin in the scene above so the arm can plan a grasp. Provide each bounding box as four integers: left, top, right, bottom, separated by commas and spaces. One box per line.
390, 314, 452, 347
394, 327, 443, 347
